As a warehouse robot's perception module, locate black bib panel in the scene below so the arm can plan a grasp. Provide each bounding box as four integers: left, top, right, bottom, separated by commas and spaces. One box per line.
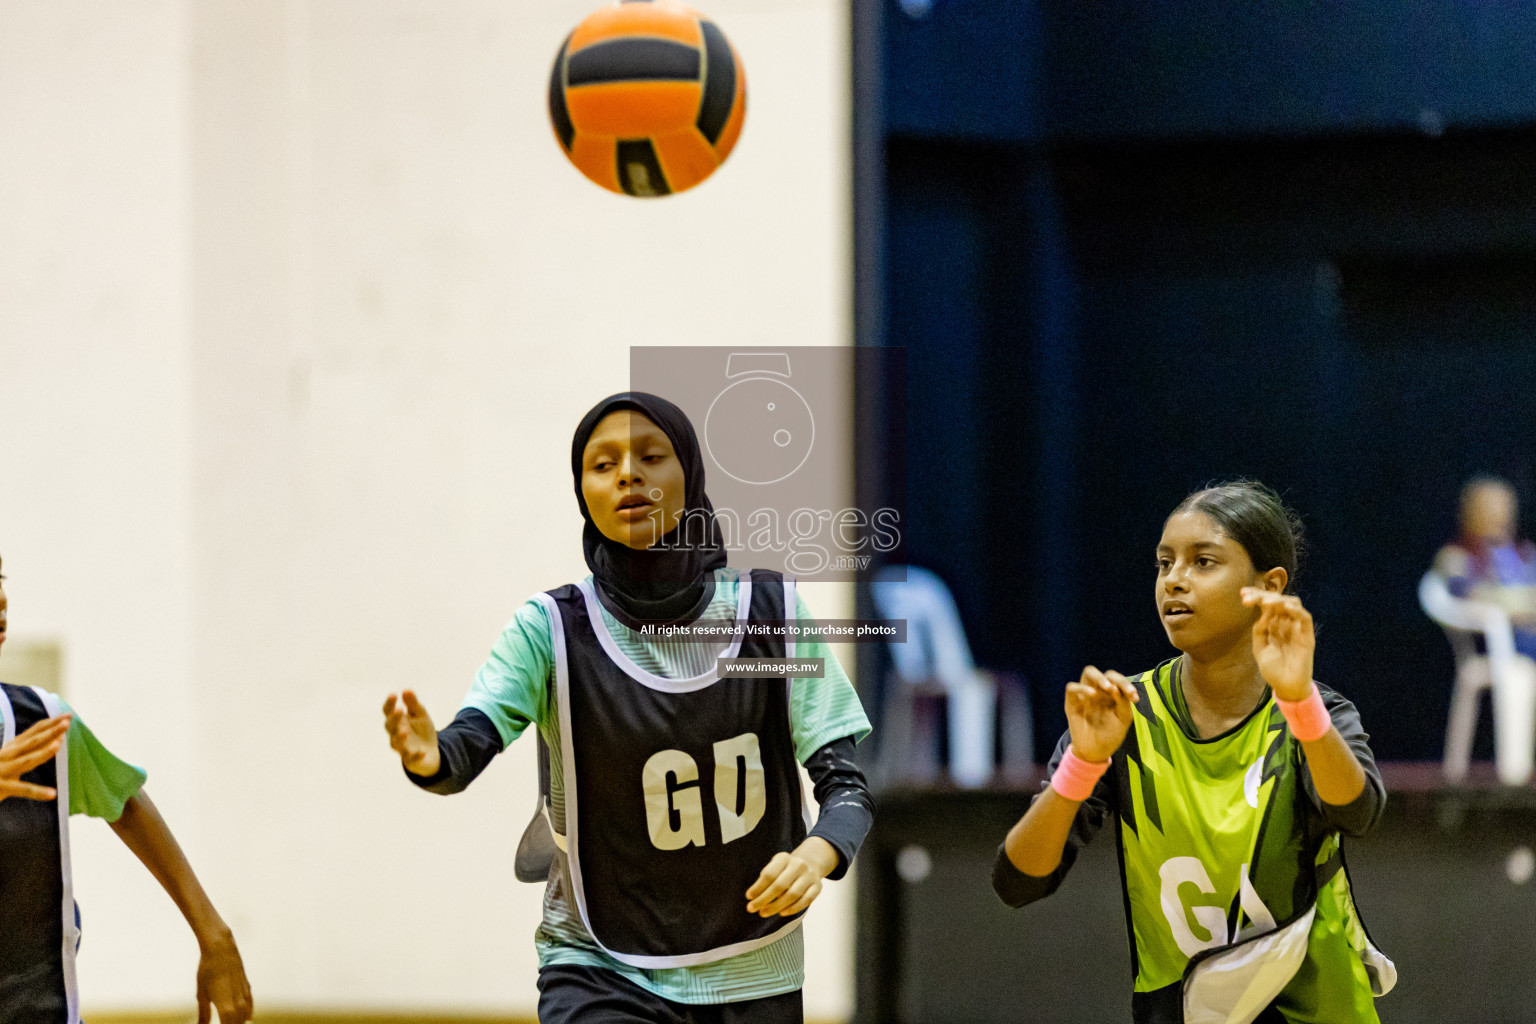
0, 684, 68, 1024
546, 570, 808, 966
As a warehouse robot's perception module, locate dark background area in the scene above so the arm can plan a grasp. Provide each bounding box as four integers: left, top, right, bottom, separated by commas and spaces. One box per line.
857, 787, 1536, 1024
855, 0, 1536, 766
851, 4, 1536, 1019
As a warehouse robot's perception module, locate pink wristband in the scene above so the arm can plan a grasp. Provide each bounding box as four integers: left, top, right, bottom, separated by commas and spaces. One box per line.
1051, 745, 1110, 802
1275, 684, 1330, 742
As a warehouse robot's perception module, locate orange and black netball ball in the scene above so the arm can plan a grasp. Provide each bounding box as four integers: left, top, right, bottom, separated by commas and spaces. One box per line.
548, 0, 747, 197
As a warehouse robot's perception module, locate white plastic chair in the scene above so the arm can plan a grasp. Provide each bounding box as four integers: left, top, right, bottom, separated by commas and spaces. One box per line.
1418, 570, 1536, 786
871, 566, 1032, 787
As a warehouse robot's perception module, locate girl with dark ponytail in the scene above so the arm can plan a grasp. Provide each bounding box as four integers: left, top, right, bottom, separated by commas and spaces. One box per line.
995, 481, 1394, 1024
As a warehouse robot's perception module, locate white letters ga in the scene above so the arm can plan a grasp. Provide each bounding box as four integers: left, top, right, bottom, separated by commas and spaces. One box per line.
1159, 856, 1278, 957
642, 733, 767, 851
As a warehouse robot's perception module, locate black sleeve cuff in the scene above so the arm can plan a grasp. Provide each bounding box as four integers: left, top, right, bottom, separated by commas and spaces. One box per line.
404, 758, 454, 791
404, 707, 506, 796
992, 841, 1071, 908
808, 799, 873, 881
1317, 770, 1385, 837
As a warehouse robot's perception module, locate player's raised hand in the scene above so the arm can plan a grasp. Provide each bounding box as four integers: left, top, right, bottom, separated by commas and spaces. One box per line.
382, 690, 441, 777
1242, 588, 1315, 702
1064, 666, 1138, 763
0, 714, 71, 804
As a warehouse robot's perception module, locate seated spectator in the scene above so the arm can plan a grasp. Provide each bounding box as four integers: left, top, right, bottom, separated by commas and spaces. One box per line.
1434, 475, 1536, 655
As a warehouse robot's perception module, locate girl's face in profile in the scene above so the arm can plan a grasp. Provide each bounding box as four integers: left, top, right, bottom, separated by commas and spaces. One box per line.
581, 410, 688, 550
1155, 511, 1285, 654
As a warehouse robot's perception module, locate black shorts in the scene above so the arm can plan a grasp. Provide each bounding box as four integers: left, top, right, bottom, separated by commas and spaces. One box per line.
537, 965, 804, 1024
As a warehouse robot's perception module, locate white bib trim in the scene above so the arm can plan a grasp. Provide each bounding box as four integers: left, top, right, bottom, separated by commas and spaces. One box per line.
0, 686, 79, 1023
576, 577, 752, 693
0, 689, 14, 745
780, 577, 816, 832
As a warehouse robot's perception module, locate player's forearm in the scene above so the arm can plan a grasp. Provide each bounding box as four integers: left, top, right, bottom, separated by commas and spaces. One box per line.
405, 708, 504, 795
1299, 729, 1367, 807
109, 790, 234, 950
1003, 788, 1080, 878
804, 736, 872, 879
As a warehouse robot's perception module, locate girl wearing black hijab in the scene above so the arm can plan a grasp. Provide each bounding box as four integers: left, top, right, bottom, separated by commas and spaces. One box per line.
382, 393, 873, 1023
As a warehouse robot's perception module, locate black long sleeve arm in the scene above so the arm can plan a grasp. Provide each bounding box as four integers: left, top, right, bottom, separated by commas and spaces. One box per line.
803, 736, 874, 881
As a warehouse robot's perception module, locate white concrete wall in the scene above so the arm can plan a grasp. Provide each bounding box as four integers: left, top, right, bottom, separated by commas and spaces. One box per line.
0, 0, 201, 1004
1, 0, 853, 1015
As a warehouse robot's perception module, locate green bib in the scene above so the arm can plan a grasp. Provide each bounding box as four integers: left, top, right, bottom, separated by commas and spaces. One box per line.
1115, 660, 1389, 1022
1119, 660, 1297, 992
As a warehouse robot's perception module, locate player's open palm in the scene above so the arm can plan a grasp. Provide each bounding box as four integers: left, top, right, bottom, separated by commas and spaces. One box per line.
382, 690, 441, 776
0, 714, 71, 804
1242, 588, 1314, 702
1065, 666, 1137, 763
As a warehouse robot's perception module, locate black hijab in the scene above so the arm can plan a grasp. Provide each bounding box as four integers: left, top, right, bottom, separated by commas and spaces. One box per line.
571, 392, 729, 624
